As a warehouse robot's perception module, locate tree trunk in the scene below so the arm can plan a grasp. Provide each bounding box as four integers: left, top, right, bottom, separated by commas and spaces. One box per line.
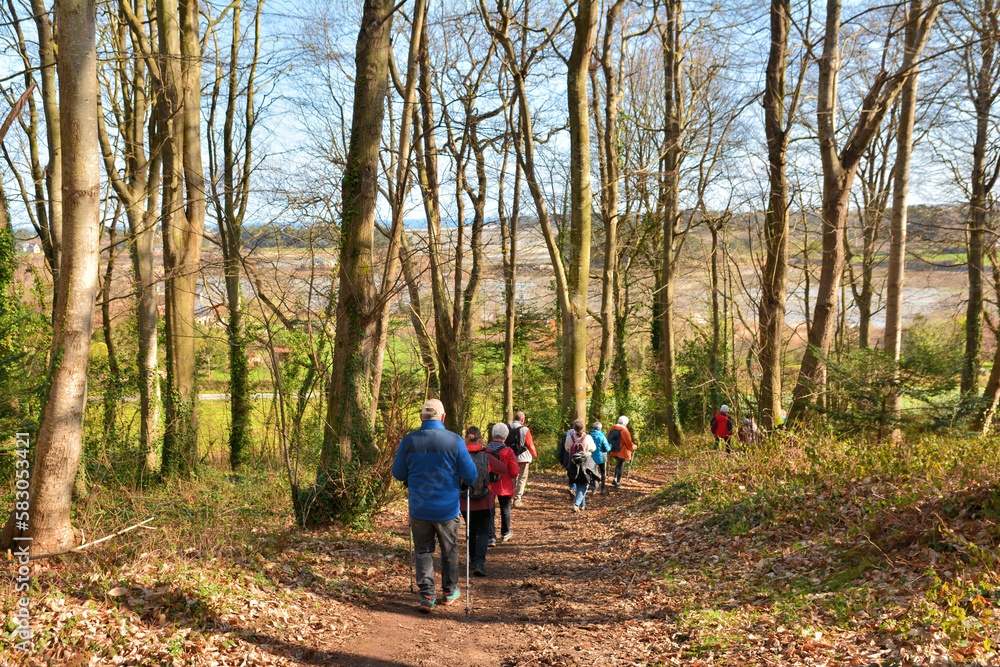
787, 0, 938, 424
319, 0, 393, 470
415, 21, 464, 431
30, 0, 62, 317
211, 0, 263, 469
158, 0, 192, 475
612, 253, 631, 418
758, 0, 791, 431
710, 220, 722, 400
658, 0, 684, 445
101, 216, 120, 438
564, 0, 598, 425
400, 233, 438, 392
590, 0, 625, 424
886, 0, 927, 434
499, 135, 521, 423
964, 0, 1000, 397
478, 0, 576, 423
21, 0, 99, 555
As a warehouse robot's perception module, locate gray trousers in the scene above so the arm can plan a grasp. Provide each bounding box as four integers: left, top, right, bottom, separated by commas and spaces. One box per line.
410, 516, 461, 599
514, 461, 530, 501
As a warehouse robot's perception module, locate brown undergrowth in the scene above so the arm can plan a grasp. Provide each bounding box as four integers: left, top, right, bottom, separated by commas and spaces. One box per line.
2, 432, 1000, 666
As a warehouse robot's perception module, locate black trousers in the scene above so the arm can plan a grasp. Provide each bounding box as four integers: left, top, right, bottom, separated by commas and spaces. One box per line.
614, 457, 627, 483
490, 495, 512, 538
461, 507, 491, 568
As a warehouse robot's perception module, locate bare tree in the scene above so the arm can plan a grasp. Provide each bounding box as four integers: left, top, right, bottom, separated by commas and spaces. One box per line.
319, 0, 399, 467
956, 0, 1000, 397
757, 0, 807, 431
99, 0, 162, 471
787, 0, 939, 424
589, 0, 625, 423
206, 0, 266, 469
886, 0, 934, 432
9, 0, 99, 554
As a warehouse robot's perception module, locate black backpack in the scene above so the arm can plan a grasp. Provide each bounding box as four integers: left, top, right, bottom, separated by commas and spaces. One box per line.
461, 449, 492, 502
607, 428, 622, 452
505, 424, 528, 456
568, 432, 587, 464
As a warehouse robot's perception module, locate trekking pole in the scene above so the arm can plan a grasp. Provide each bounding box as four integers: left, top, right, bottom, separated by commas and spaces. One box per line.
465, 487, 471, 616
626, 449, 637, 483
408, 524, 415, 593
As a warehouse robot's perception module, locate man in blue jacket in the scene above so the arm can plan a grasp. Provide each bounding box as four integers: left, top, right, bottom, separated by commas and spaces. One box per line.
392, 399, 478, 614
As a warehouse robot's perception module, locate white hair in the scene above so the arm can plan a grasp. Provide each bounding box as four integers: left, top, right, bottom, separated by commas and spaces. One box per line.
492, 422, 509, 440
617, 415, 629, 426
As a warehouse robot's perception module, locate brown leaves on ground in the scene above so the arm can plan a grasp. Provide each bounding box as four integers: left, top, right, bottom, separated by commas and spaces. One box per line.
3, 439, 1000, 666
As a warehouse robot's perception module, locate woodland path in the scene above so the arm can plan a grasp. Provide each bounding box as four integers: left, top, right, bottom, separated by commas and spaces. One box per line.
332, 464, 671, 667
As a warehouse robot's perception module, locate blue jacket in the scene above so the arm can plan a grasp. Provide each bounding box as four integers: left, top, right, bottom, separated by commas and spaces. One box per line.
589, 429, 612, 464
392, 420, 478, 522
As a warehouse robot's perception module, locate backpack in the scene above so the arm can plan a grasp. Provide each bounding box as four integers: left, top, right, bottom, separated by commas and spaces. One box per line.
505, 424, 528, 456
713, 414, 732, 438
461, 449, 492, 502
569, 432, 587, 465
607, 428, 622, 452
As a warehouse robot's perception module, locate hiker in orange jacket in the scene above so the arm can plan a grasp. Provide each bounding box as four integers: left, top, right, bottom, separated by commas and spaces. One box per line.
607, 416, 636, 487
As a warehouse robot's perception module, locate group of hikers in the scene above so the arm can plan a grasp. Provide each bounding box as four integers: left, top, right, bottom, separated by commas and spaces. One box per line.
390, 399, 637, 614
709, 403, 779, 452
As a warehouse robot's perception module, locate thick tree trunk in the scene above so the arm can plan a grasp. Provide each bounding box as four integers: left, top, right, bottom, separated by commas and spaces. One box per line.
158, 0, 192, 475
564, 0, 598, 425
24, 0, 99, 555
757, 0, 791, 432
320, 0, 393, 470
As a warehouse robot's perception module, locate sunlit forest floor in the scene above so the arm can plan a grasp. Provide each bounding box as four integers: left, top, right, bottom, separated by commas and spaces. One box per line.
3, 433, 1000, 665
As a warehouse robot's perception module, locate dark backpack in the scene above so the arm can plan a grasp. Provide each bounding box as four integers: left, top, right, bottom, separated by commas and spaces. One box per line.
569, 432, 587, 464
461, 449, 492, 502
505, 424, 528, 456
607, 428, 622, 452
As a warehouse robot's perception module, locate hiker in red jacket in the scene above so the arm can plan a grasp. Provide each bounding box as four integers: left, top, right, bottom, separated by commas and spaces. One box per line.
461, 427, 508, 578
710, 404, 735, 453
486, 423, 520, 547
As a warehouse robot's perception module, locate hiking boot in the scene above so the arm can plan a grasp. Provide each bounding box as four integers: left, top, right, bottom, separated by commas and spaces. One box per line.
573, 504, 582, 512
501, 530, 514, 543
473, 565, 487, 577
419, 596, 435, 614
487, 538, 497, 547
441, 588, 460, 606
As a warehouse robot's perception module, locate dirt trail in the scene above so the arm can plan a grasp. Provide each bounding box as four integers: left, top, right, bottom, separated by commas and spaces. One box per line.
339, 465, 670, 667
